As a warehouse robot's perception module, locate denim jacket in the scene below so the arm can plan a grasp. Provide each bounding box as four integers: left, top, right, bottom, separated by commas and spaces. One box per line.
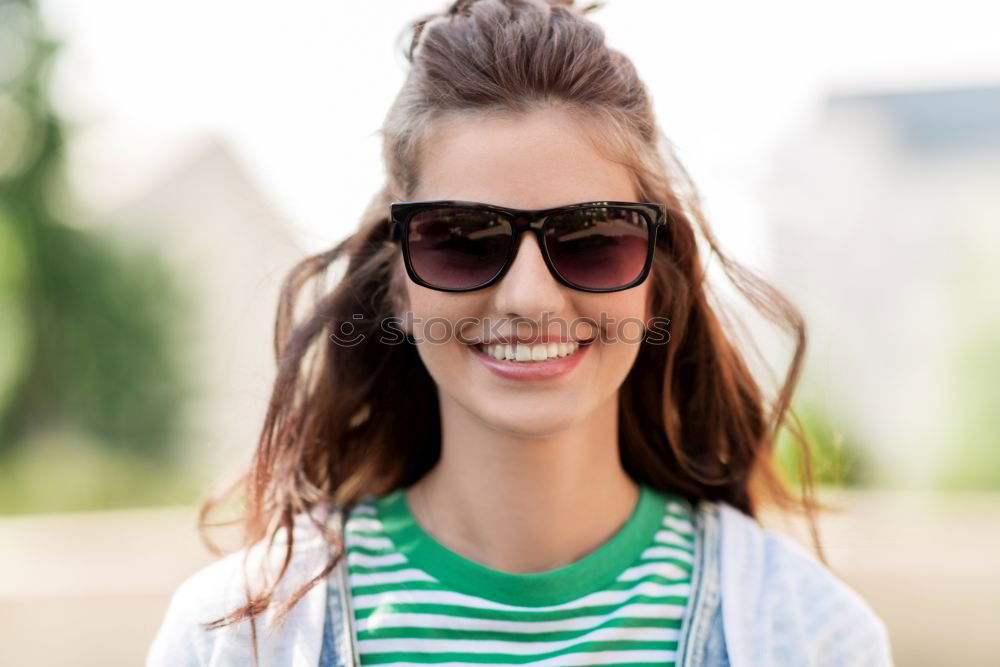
148, 500, 894, 666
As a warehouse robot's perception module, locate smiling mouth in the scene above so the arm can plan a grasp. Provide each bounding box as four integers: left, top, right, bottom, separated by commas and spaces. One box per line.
474, 339, 593, 362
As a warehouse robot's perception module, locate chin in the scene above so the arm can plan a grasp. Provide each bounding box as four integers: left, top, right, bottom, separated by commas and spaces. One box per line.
473, 402, 582, 438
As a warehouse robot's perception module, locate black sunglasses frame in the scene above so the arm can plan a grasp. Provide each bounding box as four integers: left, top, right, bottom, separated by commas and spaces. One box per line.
389, 200, 668, 293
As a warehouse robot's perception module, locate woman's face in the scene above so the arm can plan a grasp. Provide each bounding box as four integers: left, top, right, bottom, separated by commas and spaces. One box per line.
400, 107, 650, 437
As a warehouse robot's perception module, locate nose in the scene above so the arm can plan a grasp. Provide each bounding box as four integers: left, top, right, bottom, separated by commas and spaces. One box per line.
490, 232, 566, 321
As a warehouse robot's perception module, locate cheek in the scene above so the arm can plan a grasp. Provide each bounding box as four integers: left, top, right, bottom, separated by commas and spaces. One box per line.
588, 287, 650, 345
409, 318, 465, 392
403, 288, 480, 378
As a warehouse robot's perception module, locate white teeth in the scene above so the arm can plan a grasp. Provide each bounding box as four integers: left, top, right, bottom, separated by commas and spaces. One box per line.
478, 341, 582, 362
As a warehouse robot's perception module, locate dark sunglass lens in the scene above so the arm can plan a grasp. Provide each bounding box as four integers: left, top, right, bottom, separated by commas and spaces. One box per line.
544, 207, 650, 289
406, 207, 512, 289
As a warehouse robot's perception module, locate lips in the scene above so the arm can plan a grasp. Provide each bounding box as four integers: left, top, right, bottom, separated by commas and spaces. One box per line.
469, 338, 591, 380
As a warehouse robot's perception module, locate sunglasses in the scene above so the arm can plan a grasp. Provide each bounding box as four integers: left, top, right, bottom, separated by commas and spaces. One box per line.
389, 200, 668, 293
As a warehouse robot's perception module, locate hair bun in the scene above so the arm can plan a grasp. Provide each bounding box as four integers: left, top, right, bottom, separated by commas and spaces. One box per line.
444, 0, 604, 18
445, 0, 476, 16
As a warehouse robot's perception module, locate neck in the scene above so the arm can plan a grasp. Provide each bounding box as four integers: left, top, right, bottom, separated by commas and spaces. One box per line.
405, 393, 640, 574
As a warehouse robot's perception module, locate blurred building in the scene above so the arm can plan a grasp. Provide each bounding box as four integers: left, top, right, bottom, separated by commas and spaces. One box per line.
762, 84, 1000, 490
92, 134, 307, 474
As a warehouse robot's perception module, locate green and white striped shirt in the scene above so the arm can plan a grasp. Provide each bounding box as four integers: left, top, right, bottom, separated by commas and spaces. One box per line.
343, 482, 696, 665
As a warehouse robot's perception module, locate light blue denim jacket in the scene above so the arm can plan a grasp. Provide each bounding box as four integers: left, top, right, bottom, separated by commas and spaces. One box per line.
315, 499, 892, 666
148, 499, 894, 666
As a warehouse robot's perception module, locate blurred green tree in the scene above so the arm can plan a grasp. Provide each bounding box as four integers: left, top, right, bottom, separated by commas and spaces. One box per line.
0, 0, 192, 471
936, 318, 1000, 490
773, 396, 874, 489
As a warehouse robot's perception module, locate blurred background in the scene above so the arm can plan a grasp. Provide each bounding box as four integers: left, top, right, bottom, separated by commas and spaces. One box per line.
0, 0, 997, 664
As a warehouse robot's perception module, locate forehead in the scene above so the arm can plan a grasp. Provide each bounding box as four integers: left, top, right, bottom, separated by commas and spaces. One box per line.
413, 107, 639, 209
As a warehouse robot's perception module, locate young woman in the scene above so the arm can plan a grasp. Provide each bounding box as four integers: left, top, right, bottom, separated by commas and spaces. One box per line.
149, 1, 894, 665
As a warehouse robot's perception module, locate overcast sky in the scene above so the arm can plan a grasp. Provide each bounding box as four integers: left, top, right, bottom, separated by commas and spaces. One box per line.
37, 0, 1000, 261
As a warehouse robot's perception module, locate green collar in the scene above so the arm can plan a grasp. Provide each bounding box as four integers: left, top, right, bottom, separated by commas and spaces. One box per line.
374, 482, 670, 606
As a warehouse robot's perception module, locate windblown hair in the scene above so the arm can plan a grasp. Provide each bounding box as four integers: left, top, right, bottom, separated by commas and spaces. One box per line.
198, 0, 834, 657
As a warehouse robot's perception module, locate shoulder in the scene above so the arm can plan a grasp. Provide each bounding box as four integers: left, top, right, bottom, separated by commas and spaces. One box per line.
715, 501, 894, 666
146, 507, 340, 667
146, 549, 256, 666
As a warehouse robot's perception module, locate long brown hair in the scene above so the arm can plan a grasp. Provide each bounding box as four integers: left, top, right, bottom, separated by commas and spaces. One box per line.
198, 0, 833, 653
